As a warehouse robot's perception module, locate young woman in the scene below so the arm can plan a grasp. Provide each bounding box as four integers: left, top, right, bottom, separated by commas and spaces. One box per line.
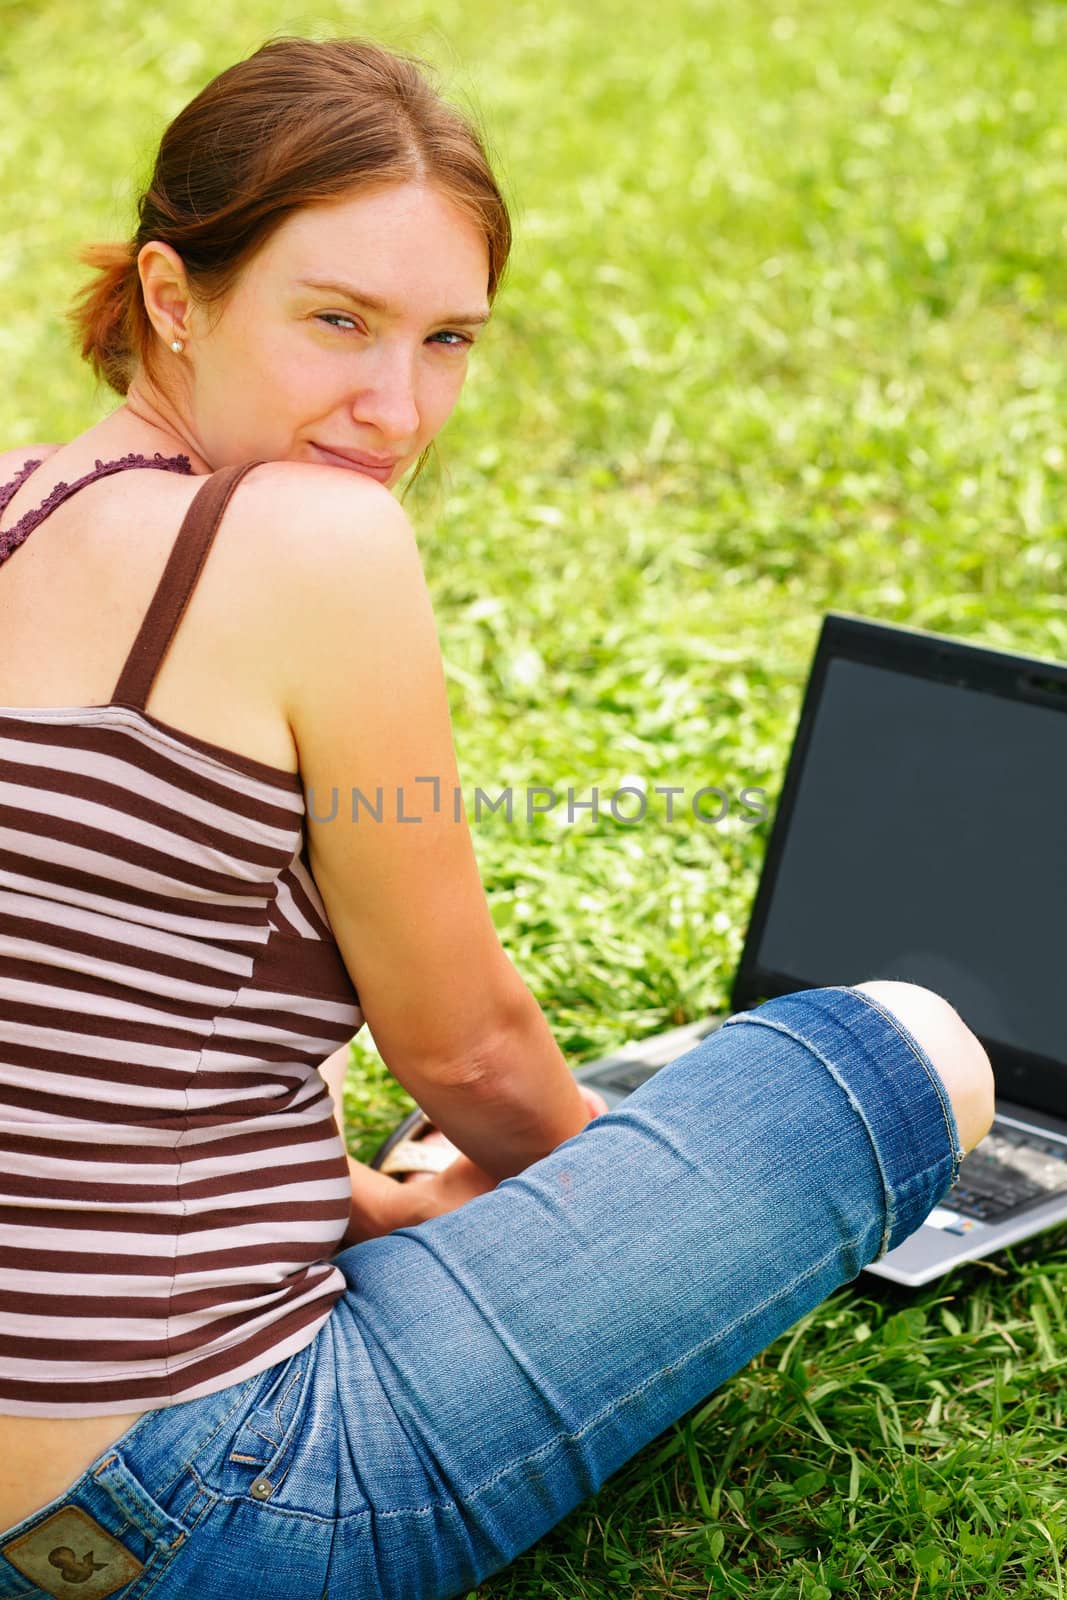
0, 34, 993, 1600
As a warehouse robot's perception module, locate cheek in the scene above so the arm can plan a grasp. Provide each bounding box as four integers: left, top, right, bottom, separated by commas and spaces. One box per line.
275, 337, 322, 394
193, 323, 335, 461
241, 325, 321, 400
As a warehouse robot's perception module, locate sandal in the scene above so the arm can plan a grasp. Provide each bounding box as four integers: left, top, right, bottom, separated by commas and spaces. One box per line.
368, 1106, 461, 1180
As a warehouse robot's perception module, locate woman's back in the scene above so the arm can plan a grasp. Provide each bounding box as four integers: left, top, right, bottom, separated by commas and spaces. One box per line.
0, 439, 299, 776
0, 418, 586, 1533
0, 451, 379, 1388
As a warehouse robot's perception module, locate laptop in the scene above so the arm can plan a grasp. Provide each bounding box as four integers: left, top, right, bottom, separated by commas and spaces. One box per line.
573, 610, 1067, 1287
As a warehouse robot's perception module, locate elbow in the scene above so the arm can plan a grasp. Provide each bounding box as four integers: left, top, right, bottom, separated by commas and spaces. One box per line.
431, 993, 541, 1095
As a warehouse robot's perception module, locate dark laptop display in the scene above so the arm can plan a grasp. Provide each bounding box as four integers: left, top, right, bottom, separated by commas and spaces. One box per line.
732, 617, 1067, 1122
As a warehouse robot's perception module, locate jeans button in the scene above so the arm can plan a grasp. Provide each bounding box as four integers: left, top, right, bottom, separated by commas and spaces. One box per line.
250, 1476, 274, 1500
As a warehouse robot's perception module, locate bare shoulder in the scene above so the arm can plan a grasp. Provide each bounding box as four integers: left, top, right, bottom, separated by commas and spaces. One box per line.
0, 442, 61, 475
230, 458, 417, 613
233, 459, 414, 574
226, 460, 423, 709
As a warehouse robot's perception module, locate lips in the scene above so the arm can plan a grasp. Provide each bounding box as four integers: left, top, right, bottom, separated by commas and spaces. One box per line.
310, 442, 398, 481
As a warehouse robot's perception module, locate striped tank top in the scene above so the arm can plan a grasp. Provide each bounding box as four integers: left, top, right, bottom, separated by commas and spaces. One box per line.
0, 453, 363, 1417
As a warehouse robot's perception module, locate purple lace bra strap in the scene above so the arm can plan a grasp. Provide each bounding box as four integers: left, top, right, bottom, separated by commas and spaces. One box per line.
111, 460, 267, 713
0, 455, 45, 514
0, 451, 194, 568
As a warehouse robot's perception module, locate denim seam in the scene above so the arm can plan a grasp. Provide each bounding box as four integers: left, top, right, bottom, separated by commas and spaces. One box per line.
451, 1228, 870, 1516
272, 1367, 303, 1435
242, 1364, 304, 1450
226, 1367, 312, 1482
91, 1471, 172, 1545
91, 1363, 259, 1497
174, 1488, 214, 1533
834, 986, 964, 1185
178, 1382, 260, 1463
180, 1460, 337, 1528
720, 1011, 897, 1258
120, 1543, 185, 1600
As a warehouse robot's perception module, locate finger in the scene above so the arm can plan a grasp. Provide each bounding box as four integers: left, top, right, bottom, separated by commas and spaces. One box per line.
578, 1085, 610, 1117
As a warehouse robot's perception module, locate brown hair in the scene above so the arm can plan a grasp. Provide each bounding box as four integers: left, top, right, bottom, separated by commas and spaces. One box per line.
66, 34, 512, 490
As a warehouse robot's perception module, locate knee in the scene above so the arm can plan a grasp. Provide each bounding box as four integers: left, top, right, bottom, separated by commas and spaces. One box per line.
852, 980, 995, 1155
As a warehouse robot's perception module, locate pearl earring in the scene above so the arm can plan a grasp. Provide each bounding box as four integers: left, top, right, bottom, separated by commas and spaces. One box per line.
170, 338, 185, 354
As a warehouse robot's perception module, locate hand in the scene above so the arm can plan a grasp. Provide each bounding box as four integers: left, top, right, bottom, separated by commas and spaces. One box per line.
412, 1150, 501, 1221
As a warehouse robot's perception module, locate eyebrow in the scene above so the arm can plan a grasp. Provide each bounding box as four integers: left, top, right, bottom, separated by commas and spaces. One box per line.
295, 277, 491, 328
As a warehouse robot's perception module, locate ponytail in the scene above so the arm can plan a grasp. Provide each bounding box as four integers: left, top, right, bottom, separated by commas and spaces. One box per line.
66, 240, 140, 395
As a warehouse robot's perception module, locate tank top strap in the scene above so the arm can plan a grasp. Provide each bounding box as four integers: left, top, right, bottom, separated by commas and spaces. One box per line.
0, 455, 45, 514
111, 459, 266, 713
0, 451, 194, 569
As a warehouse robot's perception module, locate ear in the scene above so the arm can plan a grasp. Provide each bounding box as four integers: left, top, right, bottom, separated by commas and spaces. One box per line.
136, 239, 195, 342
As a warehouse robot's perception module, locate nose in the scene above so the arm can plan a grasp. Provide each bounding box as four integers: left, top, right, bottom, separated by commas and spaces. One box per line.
350, 345, 421, 446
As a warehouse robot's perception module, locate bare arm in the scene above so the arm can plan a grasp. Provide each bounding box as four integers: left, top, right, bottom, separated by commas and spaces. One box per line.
317, 1042, 496, 1241
320, 1041, 609, 1242
281, 468, 593, 1183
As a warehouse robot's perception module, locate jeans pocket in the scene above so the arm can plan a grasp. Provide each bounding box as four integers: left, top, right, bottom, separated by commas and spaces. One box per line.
221, 1349, 315, 1506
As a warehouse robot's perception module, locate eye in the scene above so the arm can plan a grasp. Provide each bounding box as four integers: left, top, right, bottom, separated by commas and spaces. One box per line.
315, 313, 359, 331
428, 330, 474, 350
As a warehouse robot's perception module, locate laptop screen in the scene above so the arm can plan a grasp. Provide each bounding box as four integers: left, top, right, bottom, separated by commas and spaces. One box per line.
740, 648, 1067, 1083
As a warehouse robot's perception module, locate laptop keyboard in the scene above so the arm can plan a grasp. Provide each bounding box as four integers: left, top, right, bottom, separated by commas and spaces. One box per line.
945, 1123, 1067, 1221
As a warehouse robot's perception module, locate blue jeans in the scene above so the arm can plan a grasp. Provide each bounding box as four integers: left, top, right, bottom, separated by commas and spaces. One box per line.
0, 987, 963, 1600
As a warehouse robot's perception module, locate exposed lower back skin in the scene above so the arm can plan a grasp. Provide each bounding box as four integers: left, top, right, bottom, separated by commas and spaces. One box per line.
853, 980, 996, 1156
0, 1410, 149, 1535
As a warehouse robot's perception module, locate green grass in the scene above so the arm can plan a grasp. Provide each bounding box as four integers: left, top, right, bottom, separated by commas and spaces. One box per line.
3, 0, 1067, 1592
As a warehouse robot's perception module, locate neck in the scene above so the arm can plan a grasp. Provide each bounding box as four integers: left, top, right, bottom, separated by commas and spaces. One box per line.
107, 381, 214, 474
